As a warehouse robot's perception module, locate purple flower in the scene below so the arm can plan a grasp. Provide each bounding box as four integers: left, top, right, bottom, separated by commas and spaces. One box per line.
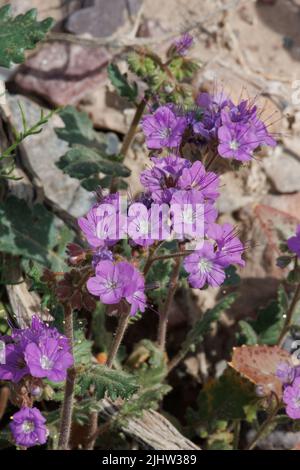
141, 155, 190, 203
183, 241, 226, 288
0, 343, 29, 383
24, 337, 74, 382
178, 161, 219, 201
87, 260, 146, 315
10, 407, 48, 448
287, 225, 300, 258
141, 106, 187, 149
193, 92, 228, 140
276, 362, 298, 386
92, 247, 114, 268
207, 223, 245, 267
78, 193, 126, 248
174, 33, 194, 56
218, 121, 257, 161
127, 203, 155, 247
283, 377, 300, 419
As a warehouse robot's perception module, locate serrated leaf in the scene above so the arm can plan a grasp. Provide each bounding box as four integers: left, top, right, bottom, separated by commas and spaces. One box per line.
0, 6, 53, 68
0, 195, 66, 270
57, 146, 131, 181
77, 365, 138, 401
108, 63, 138, 103
126, 339, 167, 387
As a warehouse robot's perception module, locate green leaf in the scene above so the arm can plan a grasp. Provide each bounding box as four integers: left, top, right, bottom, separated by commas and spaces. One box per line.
56, 146, 131, 181
181, 293, 237, 353
187, 369, 256, 424
238, 320, 258, 345
108, 63, 138, 103
126, 339, 167, 388
0, 195, 66, 270
0, 6, 53, 68
77, 365, 138, 401
73, 330, 93, 366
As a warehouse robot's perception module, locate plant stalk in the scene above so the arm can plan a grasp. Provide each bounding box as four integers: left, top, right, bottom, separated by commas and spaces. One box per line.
278, 283, 300, 346
58, 305, 76, 450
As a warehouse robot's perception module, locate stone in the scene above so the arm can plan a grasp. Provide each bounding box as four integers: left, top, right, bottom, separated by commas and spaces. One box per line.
13, 42, 110, 106
7, 94, 92, 218
66, 0, 143, 37
263, 146, 300, 193
261, 192, 300, 220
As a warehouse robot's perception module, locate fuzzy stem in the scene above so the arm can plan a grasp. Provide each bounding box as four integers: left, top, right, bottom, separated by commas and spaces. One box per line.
84, 411, 99, 450
58, 305, 76, 450
246, 404, 280, 450
157, 245, 183, 351
278, 283, 300, 346
167, 346, 188, 374
106, 309, 130, 369
110, 97, 148, 192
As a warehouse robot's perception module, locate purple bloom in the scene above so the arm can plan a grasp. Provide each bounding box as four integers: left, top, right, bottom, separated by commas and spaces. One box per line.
92, 247, 114, 268
183, 241, 226, 288
78, 193, 126, 248
178, 161, 219, 201
283, 377, 300, 419
24, 337, 74, 382
0, 343, 29, 383
218, 121, 257, 161
127, 203, 155, 247
174, 33, 194, 56
207, 223, 245, 267
276, 362, 298, 386
141, 155, 190, 203
287, 225, 300, 258
141, 106, 187, 149
87, 260, 146, 315
10, 407, 48, 448
193, 92, 228, 140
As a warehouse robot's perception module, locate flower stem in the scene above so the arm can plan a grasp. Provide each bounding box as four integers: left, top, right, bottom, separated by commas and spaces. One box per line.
278, 283, 300, 347
58, 305, 76, 450
246, 404, 280, 450
157, 245, 183, 351
110, 97, 148, 193
106, 309, 130, 369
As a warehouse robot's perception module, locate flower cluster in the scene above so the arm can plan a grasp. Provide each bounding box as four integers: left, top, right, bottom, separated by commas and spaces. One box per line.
0, 317, 73, 447
141, 93, 276, 161
277, 362, 300, 419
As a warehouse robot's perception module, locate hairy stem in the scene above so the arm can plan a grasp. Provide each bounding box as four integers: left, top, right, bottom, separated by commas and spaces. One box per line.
278, 283, 300, 346
106, 309, 130, 369
110, 97, 148, 192
58, 305, 76, 450
246, 404, 280, 450
157, 245, 183, 351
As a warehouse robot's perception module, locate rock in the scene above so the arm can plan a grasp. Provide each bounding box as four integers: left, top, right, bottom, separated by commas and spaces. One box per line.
66, 0, 143, 37
7, 95, 92, 217
13, 42, 110, 106
261, 192, 300, 220
78, 86, 135, 133
263, 146, 300, 193
0, 0, 80, 22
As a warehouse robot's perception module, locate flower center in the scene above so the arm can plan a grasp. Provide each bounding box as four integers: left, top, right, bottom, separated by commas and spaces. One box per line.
106, 280, 118, 290
160, 128, 172, 139
198, 258, 212, 274
22, 420, 35, 434
40, 355, 53, 370
229, 139, 240, 150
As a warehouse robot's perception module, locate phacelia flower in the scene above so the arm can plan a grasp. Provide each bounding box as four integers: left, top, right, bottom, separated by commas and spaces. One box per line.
87, 260, 146, 315
207, 223, 245, 267
174, 33, 194, 56
276, 362, 299, 386
24, 337, 74, 382
0, 343, 29, 383
183, 241, 226, 288
78, 193, 126, 248
193, 92, 228, 140
287, 225, 300, 258
141, 106, 187, 149
140, 155, 190, 203
283, 377, 300, 419
125, 269, 147, 316
10, 407, 48, 448
178, 160, 219, 201
218, 121, 257, 161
